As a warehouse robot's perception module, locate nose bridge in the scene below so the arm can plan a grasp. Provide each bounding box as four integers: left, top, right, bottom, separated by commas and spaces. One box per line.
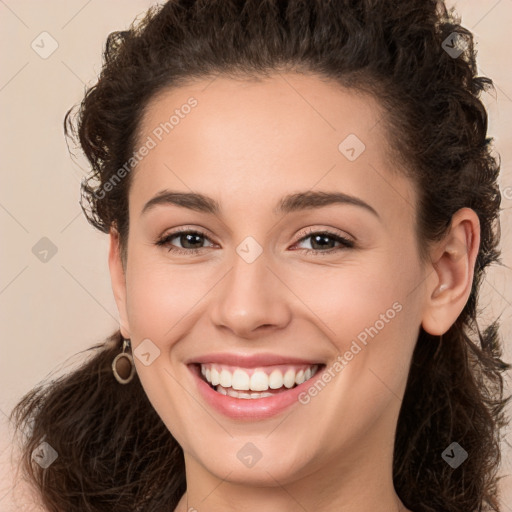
210, 240, 291, 336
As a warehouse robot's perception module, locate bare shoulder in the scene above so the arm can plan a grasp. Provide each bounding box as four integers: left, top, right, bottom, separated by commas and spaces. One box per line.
1, 479, 47, 512
0, 419, 48, 512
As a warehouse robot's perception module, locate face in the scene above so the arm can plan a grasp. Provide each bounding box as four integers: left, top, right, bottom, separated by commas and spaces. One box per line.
110, 73, 430, 492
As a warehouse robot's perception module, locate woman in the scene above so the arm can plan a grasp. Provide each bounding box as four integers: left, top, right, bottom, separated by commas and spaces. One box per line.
9, 0, 510, 511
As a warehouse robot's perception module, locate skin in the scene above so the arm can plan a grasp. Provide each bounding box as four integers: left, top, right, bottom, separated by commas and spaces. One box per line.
108, 73, 480, 512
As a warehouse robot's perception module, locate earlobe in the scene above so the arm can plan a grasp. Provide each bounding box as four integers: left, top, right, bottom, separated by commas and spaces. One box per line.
421, 208, 480, 336
108, 227, 131, 338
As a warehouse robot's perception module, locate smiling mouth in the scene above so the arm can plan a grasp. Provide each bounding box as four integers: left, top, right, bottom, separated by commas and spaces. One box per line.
193, 362, 325, 399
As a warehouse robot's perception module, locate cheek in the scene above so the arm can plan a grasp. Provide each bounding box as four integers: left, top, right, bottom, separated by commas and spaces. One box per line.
124, 252, 216, 341
123, 255, 206, 436
293, 258, 410, 337
293, 246, 422, 379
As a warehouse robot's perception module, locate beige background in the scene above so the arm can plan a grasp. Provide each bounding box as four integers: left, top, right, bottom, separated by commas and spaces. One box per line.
0, 0, 511, 509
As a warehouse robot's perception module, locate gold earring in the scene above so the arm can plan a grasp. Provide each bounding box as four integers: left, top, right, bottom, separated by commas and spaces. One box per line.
112, 338, 136, 384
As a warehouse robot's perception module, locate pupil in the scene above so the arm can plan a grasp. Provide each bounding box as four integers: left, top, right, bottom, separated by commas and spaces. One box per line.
182, 233, 202, 249
312, 234, 333, 250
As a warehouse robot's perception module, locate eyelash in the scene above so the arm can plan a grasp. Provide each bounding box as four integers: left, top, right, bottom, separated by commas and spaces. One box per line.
154, 227, 354, 257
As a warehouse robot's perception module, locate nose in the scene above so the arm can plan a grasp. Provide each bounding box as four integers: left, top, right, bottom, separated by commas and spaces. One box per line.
210, 250, 292, 339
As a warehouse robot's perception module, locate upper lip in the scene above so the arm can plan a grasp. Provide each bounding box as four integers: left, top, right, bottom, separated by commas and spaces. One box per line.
187, 352, 323, 368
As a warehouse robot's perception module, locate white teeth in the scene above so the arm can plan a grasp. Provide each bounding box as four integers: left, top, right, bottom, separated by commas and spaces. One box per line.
283, 369, 296, 388
210, 367, 220, 386
231, 368, 250, 390
219, 369, 232, 388
268, 369, 283, 389
217, 385, 275, 399
226, 387, 239, 398
200, 363, 321, 395
250, 370, 269, 391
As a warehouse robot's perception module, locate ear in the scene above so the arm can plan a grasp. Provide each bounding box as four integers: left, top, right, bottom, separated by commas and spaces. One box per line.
108, 226, 131, 338
421, 207, 480, 336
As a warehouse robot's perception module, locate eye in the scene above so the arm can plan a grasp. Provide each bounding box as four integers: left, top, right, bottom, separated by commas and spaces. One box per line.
292, 227, 354, 256
154, 226, 354, 256
155, 228, 215, 256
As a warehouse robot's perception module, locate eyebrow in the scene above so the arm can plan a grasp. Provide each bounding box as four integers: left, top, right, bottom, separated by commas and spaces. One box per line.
141, 189, 380, 219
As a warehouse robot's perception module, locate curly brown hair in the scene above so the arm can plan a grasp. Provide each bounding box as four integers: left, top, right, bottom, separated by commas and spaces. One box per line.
9, 1, 511, 511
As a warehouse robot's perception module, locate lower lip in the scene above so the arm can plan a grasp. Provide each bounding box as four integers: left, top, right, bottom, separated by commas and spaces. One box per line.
188, 363, 325, 420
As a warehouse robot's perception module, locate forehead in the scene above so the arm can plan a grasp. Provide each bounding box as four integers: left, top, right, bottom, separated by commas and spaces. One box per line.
137, 73, 386, 161
130, 73, 416, 225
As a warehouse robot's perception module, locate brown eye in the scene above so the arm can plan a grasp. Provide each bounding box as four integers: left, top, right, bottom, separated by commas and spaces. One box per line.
155, 229, 214, 255
293, 229, 354, 256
